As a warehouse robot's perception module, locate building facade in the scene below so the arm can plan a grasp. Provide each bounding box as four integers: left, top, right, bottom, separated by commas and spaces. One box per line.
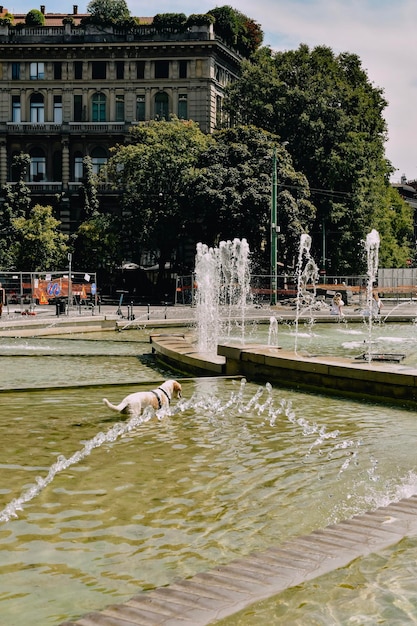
0, 6, 242, 233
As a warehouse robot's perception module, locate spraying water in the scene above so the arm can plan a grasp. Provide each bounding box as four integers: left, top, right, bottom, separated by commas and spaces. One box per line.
195, 238, 251, 353
268, 316, 279, 346
0, 405, 161, 523
365, 229, 380, 360
294, 234, 319, 353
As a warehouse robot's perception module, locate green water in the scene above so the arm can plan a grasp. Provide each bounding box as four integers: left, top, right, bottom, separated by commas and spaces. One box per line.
0, 329, 417, 625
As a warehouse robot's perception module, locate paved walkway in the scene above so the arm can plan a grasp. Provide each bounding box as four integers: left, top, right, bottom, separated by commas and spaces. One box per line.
60, 496, 417, 626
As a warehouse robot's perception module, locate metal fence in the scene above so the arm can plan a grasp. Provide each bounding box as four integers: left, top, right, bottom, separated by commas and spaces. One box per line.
0, 270, 98, 312
175, 272, 417, 307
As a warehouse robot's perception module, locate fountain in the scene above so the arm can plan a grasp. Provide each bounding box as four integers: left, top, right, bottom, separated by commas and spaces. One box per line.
195, 238, 251, 353
2, 233, 417, 624
293, 232, 319, 353
364, 228, 380, 360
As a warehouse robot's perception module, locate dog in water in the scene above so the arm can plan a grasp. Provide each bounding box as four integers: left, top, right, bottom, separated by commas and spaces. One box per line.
103, 380, 182, 416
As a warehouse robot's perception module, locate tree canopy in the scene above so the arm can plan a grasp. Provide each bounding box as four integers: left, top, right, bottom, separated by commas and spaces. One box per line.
208, 6, 263, 56
85, 0, 131, 25
107, 118, 213, 278
188, 125, 315, 272
12, 204, 68, 271
225, 44, 413, 273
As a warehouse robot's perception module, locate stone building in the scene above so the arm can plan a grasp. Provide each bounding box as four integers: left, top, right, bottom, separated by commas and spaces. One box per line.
0, 5, 242, 234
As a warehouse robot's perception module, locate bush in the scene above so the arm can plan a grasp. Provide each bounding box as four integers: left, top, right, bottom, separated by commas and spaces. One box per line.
25, 9, 45, 26
153, 13, 187, 32
186, 13, 215, 28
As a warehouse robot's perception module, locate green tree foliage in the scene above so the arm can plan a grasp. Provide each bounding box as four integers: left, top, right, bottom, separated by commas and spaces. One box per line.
0, 153, 31, 269
188, 125, 315, 272
85, 0, 131, 25
226, 44, 413, 272
25, 9, 45, 26
74, 212, 121, 274
373, 186, 414, 268
12, 204, 68, 271
80, 155, 99, 217
153, 13, 187, 32
208, 6, 263, 57
107, 118, 213, 280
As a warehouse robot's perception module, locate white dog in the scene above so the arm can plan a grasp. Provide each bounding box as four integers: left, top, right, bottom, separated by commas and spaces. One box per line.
103, 380, 182, 416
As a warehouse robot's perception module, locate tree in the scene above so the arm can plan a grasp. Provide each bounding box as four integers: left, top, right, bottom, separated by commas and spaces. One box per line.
107, 118, 213, 285
74, 212, 122, 276
225, 45, 411, 273
25, 9, 45, 26
85, 0, 131, 25
0, 153, 31, 269
80, 155, 99, 218
12, 204, 68, 271
188, 125, 315, 272
208, 6, 263, 57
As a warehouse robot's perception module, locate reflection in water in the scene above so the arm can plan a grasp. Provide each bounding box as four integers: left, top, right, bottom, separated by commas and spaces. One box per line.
1, 333, 417, 624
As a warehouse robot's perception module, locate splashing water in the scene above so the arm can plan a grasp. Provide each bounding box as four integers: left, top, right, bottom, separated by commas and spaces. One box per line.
365, 229, 380, 361
195, 238, 251, 353
294, 234, 319, 353
268, 316, 278, 346
0, 405, 162, 523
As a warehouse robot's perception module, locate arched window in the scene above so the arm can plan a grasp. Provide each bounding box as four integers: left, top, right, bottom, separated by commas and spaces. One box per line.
154, 92, 169, 120
92, 92, 106, 122
91, 146, 107, 175
30, 147, 46, 182
30, 93, 44, 123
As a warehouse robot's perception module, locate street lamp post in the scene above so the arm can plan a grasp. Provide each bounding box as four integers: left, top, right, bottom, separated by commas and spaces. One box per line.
270, 147, 278, 305
270, 142, 288, 306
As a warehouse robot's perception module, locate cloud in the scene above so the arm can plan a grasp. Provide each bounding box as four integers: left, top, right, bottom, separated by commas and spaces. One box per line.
14, 0, 417, 179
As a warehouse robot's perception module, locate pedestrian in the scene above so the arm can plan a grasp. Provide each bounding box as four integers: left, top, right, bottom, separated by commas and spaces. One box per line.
331, 292, 345, 316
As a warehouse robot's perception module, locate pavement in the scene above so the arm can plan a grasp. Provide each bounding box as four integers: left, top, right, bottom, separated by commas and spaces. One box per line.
0, 298, 416, 335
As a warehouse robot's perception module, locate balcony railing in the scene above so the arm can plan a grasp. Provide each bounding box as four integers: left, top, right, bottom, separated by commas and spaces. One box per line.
68, 122, 127, 133
6, 122, 62, 133
5, 121, 129, 134
6, 181, 119, 194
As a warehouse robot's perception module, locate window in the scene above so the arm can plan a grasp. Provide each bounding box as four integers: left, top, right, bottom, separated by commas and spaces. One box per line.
30, 147, 46, 182
12, 62, 20, 80
30, 93, 44, 123
136, 95, 145, 121
155, 92, 169, 120
179, 60, 188, 79
155, 60, 169, 79
178, 94, 188, 119
74, 153, 83, 181
116, 61, 124, 79
136, 61, 145, 79
54, 62, 62, 80
92, 92, 106, 122
115, 94, 124, 122
73, 94, 83, 121
30, 62, 44, 80
53, 95, 62, 123
91, 146, 107, 175
92, 61, 106, 79
12, 95, 21, 122
178, 94, 187, 120
74, 61, 82, 80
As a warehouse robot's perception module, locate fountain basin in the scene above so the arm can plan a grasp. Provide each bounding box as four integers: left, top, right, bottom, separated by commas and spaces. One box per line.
150, 334, 417, 408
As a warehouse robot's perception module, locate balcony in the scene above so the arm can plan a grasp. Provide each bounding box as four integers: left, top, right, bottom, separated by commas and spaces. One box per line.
68, 122, 128, 133
6, 122, 62, 134
5, 121, 130, 135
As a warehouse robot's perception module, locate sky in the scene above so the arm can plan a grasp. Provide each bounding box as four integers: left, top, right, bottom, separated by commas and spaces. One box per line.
10, 0, 417, 182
